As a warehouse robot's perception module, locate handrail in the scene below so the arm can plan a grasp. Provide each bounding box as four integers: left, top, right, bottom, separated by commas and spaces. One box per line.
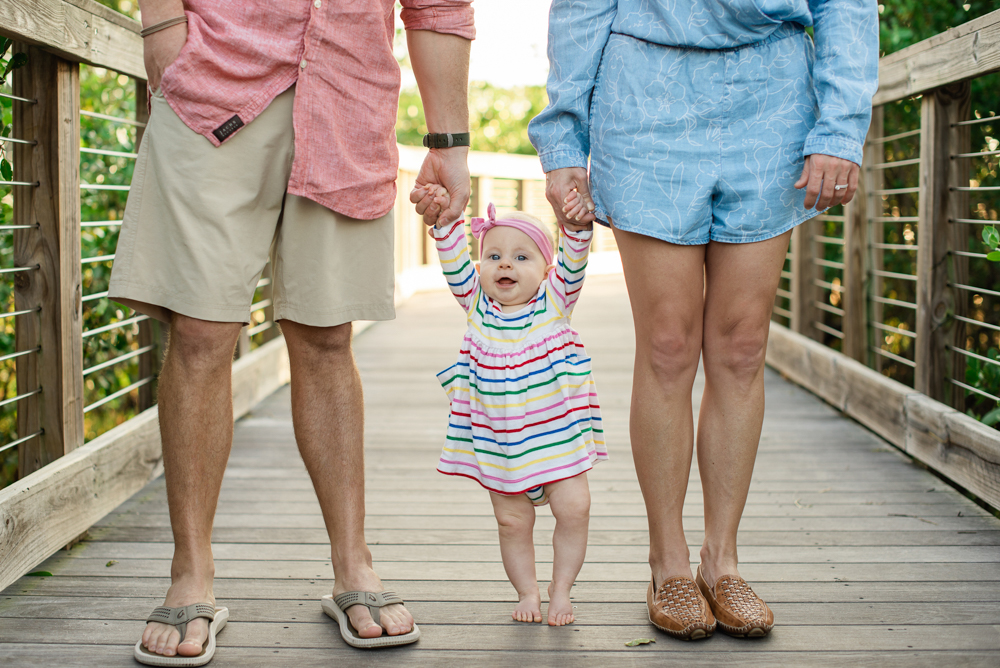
0, 0, 144, 78
874, 8, 1000, 105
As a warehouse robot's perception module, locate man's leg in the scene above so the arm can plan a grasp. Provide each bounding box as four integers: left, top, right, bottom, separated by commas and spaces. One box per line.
280, 319, 414, 637
140, 316, 243, 658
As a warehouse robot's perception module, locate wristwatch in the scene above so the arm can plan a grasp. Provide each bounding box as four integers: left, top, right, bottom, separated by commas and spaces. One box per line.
422, 132, 471, 149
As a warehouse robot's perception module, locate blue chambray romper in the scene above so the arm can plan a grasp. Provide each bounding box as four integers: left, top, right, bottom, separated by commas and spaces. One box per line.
589, 23, 821, 244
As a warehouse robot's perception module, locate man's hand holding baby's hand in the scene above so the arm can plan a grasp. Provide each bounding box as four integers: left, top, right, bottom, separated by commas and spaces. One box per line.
412, 184, 452, 227
561, 189, 594, 232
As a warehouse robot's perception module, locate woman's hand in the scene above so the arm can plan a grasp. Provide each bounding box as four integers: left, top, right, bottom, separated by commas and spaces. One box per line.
546, 167, 596, 228
561, 189, 594, 232
143, 22, 188, 93
794, 154, 860, 210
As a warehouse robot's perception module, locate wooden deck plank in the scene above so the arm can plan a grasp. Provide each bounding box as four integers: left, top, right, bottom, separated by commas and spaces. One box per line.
2, 274, 999, 666
2, 617, 1000, 652
83, 526, 1000, 547
5, 596, 1000, 626
1, 646, 998, 668
9, 577, 1000, 604
45, 542, 1000, 564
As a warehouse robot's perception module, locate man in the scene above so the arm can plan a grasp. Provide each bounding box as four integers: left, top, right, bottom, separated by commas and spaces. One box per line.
109, 1, 473, 661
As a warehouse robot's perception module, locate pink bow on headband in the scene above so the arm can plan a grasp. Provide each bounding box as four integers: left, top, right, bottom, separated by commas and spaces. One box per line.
470, 203, 553, 264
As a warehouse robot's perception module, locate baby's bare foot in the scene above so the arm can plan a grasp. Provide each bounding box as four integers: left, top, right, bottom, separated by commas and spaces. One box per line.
547, 584, 575, 626
512, 592, 542, 623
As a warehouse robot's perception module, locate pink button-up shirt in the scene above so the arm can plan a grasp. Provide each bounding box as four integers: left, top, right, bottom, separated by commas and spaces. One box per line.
158, 1, 475, 220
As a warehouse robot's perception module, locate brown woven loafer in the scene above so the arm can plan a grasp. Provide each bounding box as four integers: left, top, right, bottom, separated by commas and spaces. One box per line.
646, 576, 716, 640
696, 566, 773, 638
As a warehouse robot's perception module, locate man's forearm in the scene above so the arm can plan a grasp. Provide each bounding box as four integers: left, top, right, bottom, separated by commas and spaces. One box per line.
138, 0, 186, 27
406, 30, 470, 133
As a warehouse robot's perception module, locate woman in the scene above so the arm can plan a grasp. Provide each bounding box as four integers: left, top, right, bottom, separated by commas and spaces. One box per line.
528, 0, 878, 639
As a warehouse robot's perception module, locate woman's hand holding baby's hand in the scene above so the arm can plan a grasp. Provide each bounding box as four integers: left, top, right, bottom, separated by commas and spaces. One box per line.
561, 190, 594, 232
546, 167, 596, 228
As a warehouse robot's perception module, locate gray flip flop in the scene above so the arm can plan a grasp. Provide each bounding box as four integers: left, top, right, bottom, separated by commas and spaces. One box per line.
134, 603, 229, 666
321, 591, 420, 648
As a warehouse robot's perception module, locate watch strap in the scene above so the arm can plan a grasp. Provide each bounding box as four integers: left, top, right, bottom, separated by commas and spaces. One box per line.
423, 132, 470, 149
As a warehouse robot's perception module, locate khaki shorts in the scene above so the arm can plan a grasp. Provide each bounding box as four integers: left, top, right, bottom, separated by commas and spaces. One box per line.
108, 86, 395, 327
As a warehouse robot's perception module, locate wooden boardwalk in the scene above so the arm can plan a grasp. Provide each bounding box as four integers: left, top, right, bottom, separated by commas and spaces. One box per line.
2, 274, 999, 666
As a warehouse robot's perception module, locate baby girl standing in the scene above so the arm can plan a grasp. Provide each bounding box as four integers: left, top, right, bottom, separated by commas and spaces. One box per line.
430, 201, 608, 625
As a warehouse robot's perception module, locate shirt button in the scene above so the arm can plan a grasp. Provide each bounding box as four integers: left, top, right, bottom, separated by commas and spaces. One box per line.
299, 59, 307, 69
314, 0, 321, 7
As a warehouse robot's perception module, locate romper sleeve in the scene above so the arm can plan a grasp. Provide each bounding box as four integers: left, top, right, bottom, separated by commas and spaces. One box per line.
431, 220, 480, 312
803, 0, 880, 166
547, 226, 594, 317
527, 0, 618, 173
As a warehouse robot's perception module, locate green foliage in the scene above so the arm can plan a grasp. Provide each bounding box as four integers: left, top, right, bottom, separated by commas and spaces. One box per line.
0, 38, 27, 487
965, 348, 1000, 425
983, 226, 1000, 262
397, 83, 547, 155
877, 1, 997, 55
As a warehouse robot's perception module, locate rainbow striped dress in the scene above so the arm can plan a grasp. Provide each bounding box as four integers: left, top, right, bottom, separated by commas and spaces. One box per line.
432, 220, 608, 498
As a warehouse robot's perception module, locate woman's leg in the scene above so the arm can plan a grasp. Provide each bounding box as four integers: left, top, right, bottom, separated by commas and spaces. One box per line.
489, 491, 541, 622
697, 231, 792, 587
545, 473, 591, 626
612, 225, 707, 584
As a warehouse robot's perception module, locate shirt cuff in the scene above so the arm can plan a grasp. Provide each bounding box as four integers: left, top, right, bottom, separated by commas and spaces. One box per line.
538, 149, 589, 173
400, 5, 475, 40
430, 219, 464, 240
562, 228, 594, 243
803, 135, 864, 167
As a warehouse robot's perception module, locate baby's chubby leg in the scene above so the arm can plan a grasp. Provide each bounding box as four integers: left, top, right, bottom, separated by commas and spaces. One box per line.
545, 473, 591, 626
489, 492, 542, 623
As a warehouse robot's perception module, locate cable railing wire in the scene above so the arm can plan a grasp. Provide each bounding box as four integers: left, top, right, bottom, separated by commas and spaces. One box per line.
80, 109, 147, 128
81, 314, 149, 340
0, 387, 42, 410
871, 346, 916, 367
949, 377, 1000, 404
0, 430, 44, 456
0, 347, 40, 364
83, 344, 156, 377
83, 376, 154, 414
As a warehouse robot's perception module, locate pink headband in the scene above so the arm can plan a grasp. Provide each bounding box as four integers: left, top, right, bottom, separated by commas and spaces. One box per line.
470, 203, 553, 264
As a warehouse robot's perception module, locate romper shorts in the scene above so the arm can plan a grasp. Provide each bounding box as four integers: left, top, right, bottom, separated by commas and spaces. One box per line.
108, 85, 396, 326
589, 22, 822, 244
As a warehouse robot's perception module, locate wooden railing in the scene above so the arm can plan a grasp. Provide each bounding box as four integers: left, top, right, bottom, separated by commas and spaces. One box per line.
769, 9, 1000, 509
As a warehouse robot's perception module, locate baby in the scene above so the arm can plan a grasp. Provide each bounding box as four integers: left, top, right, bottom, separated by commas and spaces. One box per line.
420, 189, 607, 626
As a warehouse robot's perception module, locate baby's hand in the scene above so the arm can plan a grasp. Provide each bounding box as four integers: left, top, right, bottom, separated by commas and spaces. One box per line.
413, 183, 452, 227
561, 189, 594, 231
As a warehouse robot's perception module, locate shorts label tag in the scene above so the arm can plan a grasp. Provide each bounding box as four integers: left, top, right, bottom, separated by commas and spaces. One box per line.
213, 115, 244, 142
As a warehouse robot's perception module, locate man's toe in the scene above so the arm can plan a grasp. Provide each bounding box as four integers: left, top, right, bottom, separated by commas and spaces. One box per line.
348, 607, 383, 638
176, 619, 209, 657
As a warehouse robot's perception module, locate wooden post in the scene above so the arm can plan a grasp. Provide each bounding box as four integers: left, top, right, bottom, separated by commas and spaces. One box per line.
133, 79, 159, 410
841, 116, 878, 363
865, 107, 886, 373
13, 46, 85, 476
790, 219, 821, 340
915, 82, 971, 405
